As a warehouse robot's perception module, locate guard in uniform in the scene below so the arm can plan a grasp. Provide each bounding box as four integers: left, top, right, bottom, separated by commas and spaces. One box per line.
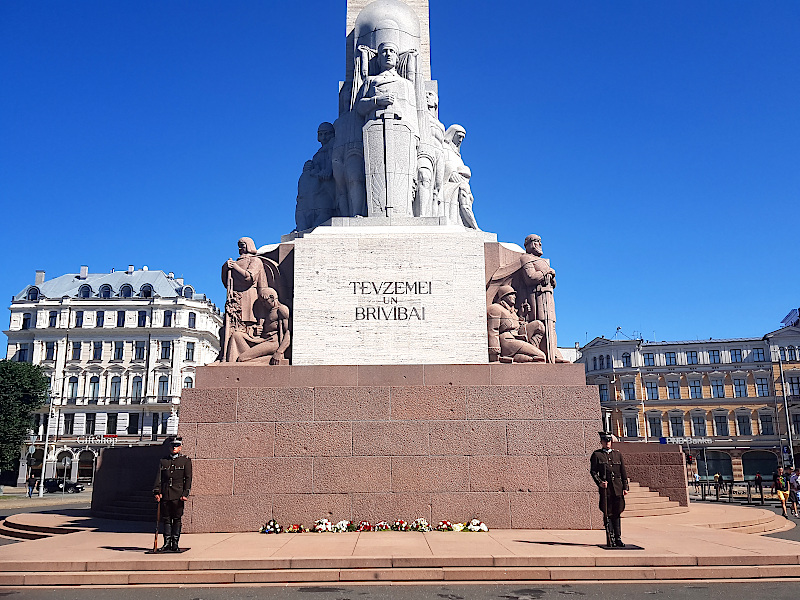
153, 437, 192, 552
590, 431, 629, 547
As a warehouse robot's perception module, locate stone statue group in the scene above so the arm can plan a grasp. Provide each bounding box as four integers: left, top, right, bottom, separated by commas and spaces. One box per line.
295, 41, 479, 231
487, 235, 568, 364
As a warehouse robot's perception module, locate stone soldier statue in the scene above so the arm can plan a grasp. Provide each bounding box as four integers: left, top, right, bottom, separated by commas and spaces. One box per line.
519, 234, 568, 363
225, 286, 291, 364
295, 122, 336, 230
590, 431, 629, 547
487, 285, 546, 363
153, 437, 192, 552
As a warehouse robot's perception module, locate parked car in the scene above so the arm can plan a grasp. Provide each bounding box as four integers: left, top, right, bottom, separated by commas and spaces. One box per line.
43, 479, 85, 494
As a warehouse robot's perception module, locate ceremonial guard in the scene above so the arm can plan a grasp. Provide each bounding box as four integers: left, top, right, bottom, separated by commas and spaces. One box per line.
590, 431, 629, 547
153, 437, 192, 552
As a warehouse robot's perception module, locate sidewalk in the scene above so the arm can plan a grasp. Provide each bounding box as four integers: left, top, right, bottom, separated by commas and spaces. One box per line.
1, 502, 800, 586
0, 486, 90, 511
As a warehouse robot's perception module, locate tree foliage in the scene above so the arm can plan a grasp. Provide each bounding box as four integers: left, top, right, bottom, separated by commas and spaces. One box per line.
0, 360, 48, 471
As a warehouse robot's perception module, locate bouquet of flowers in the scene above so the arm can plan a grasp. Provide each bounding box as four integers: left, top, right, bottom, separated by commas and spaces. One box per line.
392, 519, 409, 531
313, 519, 332, 532
466, 518, 489, 532
333, 520, 352, 533
356, 521, 373, 532
285, 524, 307, 533
436, 520, 453, 531
410, 518, 431, 532
374, 521, 391, 531
259, 519, 283, 534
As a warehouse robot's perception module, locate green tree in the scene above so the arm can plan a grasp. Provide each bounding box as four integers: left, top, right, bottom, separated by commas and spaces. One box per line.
0, 360, 48, 471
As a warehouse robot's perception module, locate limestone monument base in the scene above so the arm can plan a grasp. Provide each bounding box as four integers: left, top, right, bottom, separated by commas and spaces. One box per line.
178, 363, 604, 533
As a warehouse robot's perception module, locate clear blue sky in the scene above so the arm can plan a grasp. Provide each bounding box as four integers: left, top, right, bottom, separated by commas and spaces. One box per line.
2, 0, 798, 349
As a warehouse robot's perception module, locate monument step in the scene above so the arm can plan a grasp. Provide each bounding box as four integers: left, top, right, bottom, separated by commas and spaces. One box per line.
91, 509, 154, 522
5, 563, 800, 586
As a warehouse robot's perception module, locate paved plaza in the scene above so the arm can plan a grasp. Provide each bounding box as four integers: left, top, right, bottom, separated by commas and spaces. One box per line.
1, 501, 800, 586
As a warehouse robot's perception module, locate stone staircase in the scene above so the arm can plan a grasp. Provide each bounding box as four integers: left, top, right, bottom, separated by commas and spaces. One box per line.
91, 490, 157, 522
622, 482, 689, 517
0, 514, 87, 541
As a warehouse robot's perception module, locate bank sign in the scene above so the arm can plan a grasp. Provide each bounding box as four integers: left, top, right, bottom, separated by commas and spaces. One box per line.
659, 437, 713, 445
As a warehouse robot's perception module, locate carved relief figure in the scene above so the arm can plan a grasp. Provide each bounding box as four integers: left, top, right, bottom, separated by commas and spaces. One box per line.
295, 122, 337, 231
487, 286, 546, 363
357, 41, 420, 217
442, 125, 479, 229
415, 90, 445, 218
225, 287, 291, 364
487, 234, 568, 364
220, 237, 289, 363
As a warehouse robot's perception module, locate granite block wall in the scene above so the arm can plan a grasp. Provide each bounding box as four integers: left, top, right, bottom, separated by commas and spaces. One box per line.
616, 443, 690, 507
179, 364, 605, 532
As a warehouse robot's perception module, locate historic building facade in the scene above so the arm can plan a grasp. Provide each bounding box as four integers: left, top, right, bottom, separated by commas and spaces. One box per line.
4, 265, 222, 484
578, 310, 800, 481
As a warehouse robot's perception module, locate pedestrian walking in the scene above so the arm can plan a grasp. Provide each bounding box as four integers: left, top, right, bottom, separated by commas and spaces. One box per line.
754, 472, 763, 494
26, 475, 36, 498
789, 468, 800, 518
590, 431, 629, 547
773, 466, 790, 518
153, 437, 192, 552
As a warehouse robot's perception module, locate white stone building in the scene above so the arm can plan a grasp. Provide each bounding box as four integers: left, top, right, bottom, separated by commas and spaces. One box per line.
4, 265, 222, 484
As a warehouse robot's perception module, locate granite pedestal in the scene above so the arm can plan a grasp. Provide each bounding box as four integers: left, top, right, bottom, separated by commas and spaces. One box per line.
178, 363, 604, 533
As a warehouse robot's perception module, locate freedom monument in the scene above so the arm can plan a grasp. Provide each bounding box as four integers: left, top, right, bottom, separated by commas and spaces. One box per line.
178, 0, 604, 532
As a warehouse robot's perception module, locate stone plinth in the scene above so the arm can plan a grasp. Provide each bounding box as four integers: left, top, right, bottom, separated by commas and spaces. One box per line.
290, 226, 492, 365
179, 363, 605, 533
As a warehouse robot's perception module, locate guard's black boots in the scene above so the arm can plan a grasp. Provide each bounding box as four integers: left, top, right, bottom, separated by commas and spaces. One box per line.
615, 539, 626, 547
171, 521, 182, 552
159, 522, 172, 552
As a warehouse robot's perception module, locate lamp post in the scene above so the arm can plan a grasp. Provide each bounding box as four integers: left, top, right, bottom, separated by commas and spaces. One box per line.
38, 402, 58, 498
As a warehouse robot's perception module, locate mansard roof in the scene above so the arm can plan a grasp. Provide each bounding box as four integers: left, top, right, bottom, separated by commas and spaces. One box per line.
14, 269, 206, 302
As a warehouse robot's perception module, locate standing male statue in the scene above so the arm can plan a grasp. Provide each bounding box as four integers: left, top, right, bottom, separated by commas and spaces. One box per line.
442, 125, 479, 228
295, 122, 336, 230
519, 234, 567, 363
357, 41, 419, 217
416, 90, 445, 218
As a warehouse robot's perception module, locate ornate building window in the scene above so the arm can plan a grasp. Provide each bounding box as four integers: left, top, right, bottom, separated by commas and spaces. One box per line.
691, 413, 707, 436
643, 353, 655, 367
120, 285, 133, 298
731, 349, 742, 362
737, 413, 752, 436
78, 285, 92, 299
667, 380, 680, 400
709, 350, 720, 364
686, 351, 698, 365
714, 413, 729, 436
89, 376, 99, 404
711, 379, 725, 398
645, 381, 659, 400
99, 285, 112, 299
734, 378, 747, 398
669, 414, 685, 437
756, 377, 770, 397
188, 312, 196, 329
622, 381, 636, 400
622, 353, 631, 367
665, 352, 676, 366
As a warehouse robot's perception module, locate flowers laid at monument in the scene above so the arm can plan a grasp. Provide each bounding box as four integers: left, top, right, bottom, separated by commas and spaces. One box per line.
260, 517, 488, 534
467, 518, 489, 532
259, 520, 283, 534
410, 518, 431, 532
313, 519, 332, 533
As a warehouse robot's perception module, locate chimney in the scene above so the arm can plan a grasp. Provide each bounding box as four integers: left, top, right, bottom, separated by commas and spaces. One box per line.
142, 266, 149, 271
79, 265, 88, 280
127, 265, 134, 274
35, 270, 45, 285
167, 272, 174, 279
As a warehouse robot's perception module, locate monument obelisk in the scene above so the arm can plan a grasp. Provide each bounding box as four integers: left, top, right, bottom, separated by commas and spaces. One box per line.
173, 0, 603, 533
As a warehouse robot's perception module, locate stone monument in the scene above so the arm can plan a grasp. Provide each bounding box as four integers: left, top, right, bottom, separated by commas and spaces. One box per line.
179, 0, 603, 532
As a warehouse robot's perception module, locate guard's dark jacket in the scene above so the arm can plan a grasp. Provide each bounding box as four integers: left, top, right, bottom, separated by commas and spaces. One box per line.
590, 448, 629, 496
153, 453, 193, 500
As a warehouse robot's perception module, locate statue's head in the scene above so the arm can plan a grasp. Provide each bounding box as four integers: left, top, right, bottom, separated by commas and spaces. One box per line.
444, 124, 466, 148
524, 234, 542, 257
317, 122, 334, 145
378, 41, 399, 71
426, 90, 439, 110
259, 286, 279, 309
495, 285, 516, 305
302, 160, 314, 172
238, 237, 257, 256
